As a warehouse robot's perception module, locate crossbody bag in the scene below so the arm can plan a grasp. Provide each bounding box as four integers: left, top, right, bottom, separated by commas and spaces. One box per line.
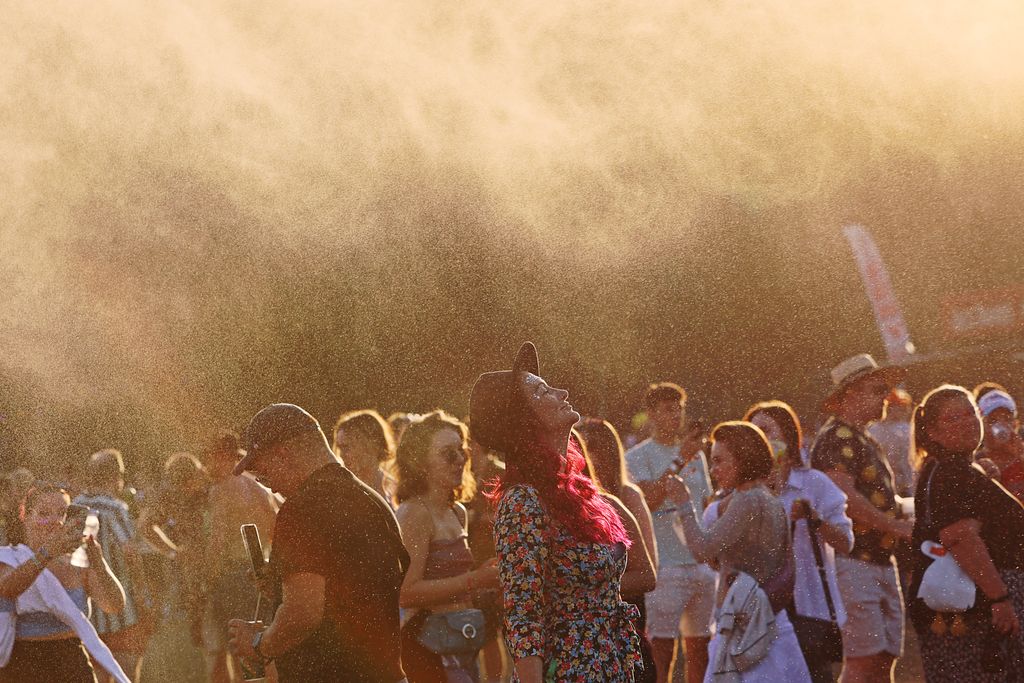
788, 516, 844, 663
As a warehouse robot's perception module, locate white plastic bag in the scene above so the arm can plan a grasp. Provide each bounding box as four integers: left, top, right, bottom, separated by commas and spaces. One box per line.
917, 540, 976, 612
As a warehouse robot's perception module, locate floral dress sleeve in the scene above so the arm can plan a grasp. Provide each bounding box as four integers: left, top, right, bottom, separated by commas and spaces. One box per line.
494, 485, 549, 662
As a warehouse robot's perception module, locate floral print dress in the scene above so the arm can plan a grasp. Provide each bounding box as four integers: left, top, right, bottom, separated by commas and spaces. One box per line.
495, 485, 641, 682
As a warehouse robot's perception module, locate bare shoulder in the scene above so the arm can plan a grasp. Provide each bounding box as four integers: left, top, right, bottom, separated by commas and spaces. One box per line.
395, 498, 433, 532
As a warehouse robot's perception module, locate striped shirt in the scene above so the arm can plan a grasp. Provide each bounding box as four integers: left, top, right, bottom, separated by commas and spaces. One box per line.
73, 492, 142, 634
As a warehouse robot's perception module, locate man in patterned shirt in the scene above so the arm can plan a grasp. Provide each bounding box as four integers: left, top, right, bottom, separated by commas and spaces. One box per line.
811, 354, 914, 683
74, 448, 150, 681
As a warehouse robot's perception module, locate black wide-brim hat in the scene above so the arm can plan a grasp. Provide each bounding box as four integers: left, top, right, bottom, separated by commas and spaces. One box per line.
469, 342, 539, 453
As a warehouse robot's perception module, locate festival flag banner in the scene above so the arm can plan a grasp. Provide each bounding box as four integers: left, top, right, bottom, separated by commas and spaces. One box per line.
942, 286, 1024, 339
843, 224, 915, 364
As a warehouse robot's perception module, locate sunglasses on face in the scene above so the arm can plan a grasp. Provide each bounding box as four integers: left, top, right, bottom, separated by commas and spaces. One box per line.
437, 447, 467, 465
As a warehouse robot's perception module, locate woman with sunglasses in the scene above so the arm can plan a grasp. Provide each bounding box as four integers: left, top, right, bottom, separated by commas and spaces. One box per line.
0, 484, 128, 682
388, 410, 501, 682
471, 343, 645, 683
744, 401, 853, 683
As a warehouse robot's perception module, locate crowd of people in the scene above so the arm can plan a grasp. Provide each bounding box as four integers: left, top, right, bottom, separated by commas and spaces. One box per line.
1, 342, 1024, 683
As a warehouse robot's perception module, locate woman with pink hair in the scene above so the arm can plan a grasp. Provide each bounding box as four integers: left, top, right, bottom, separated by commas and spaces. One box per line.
470, 343, 650, 683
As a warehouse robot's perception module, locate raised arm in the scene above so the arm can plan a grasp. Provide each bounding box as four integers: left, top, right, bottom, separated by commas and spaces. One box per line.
628, 451, 670, 512
0, 525, 82, 599
674, 486, 757, 564
82, 536, 127, 614
495, 487, 548, 683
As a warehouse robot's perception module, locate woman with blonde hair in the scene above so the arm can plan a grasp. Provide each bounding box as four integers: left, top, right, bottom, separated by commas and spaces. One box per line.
334, 409, 396, 499
388, 410, 500, 682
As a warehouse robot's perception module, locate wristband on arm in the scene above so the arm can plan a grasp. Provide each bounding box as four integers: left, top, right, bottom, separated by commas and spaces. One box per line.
31, 547, 52, 568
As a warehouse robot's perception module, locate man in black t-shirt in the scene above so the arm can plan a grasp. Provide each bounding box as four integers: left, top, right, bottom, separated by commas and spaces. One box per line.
227, 403, 409, 683
811, 354, 912, 683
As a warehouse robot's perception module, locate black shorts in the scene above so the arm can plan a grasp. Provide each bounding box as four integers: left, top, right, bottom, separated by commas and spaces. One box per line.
0, 638, 96, 683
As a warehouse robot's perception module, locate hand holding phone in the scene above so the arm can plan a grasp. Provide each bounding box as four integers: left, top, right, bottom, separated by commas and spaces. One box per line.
239, 524, 268, 680
68, 506, 102, 568
241, 524, 265, 572
65, 504, 90, 537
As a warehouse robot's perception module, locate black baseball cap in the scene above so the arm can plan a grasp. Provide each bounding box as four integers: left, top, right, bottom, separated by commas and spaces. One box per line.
233, 403, 324, 476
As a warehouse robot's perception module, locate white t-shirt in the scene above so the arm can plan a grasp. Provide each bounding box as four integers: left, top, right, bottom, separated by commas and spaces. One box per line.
626, 438, 712, 567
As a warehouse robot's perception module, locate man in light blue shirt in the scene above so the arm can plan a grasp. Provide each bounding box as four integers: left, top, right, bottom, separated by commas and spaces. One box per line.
626, 382, 714, 683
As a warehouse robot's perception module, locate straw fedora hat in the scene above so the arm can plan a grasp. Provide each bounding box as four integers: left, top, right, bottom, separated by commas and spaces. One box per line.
822, 353, 907, 412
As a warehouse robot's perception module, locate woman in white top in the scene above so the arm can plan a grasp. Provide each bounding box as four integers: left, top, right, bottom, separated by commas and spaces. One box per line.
745, 401, 853, 683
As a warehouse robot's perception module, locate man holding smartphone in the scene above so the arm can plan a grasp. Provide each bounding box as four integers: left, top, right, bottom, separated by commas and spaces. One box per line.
227, 403, 409, 683
625, 382, 714, 683
74, 449, 149, 682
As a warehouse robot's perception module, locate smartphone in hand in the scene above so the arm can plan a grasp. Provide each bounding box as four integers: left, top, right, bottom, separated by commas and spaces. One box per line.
239, 524, 267, 681
65, 504, 90, 537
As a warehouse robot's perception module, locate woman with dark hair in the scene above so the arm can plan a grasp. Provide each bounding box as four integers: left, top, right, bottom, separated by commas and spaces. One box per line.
908, 385, 1024, 681
0, 484, 129, 682
576, 421, 658, 683
744, 401, 853, 683
668, 421, 810, 682
470, 343, 649, 682
388, 410, 500, 683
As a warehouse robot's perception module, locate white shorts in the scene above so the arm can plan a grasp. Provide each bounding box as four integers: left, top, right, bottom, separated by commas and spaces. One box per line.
645, 564, 717, 639
835, 555, 904, 658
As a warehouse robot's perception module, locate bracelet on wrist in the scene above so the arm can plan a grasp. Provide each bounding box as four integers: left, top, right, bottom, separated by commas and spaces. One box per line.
989, 593, 1010, 605
30, 546, 52, 568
